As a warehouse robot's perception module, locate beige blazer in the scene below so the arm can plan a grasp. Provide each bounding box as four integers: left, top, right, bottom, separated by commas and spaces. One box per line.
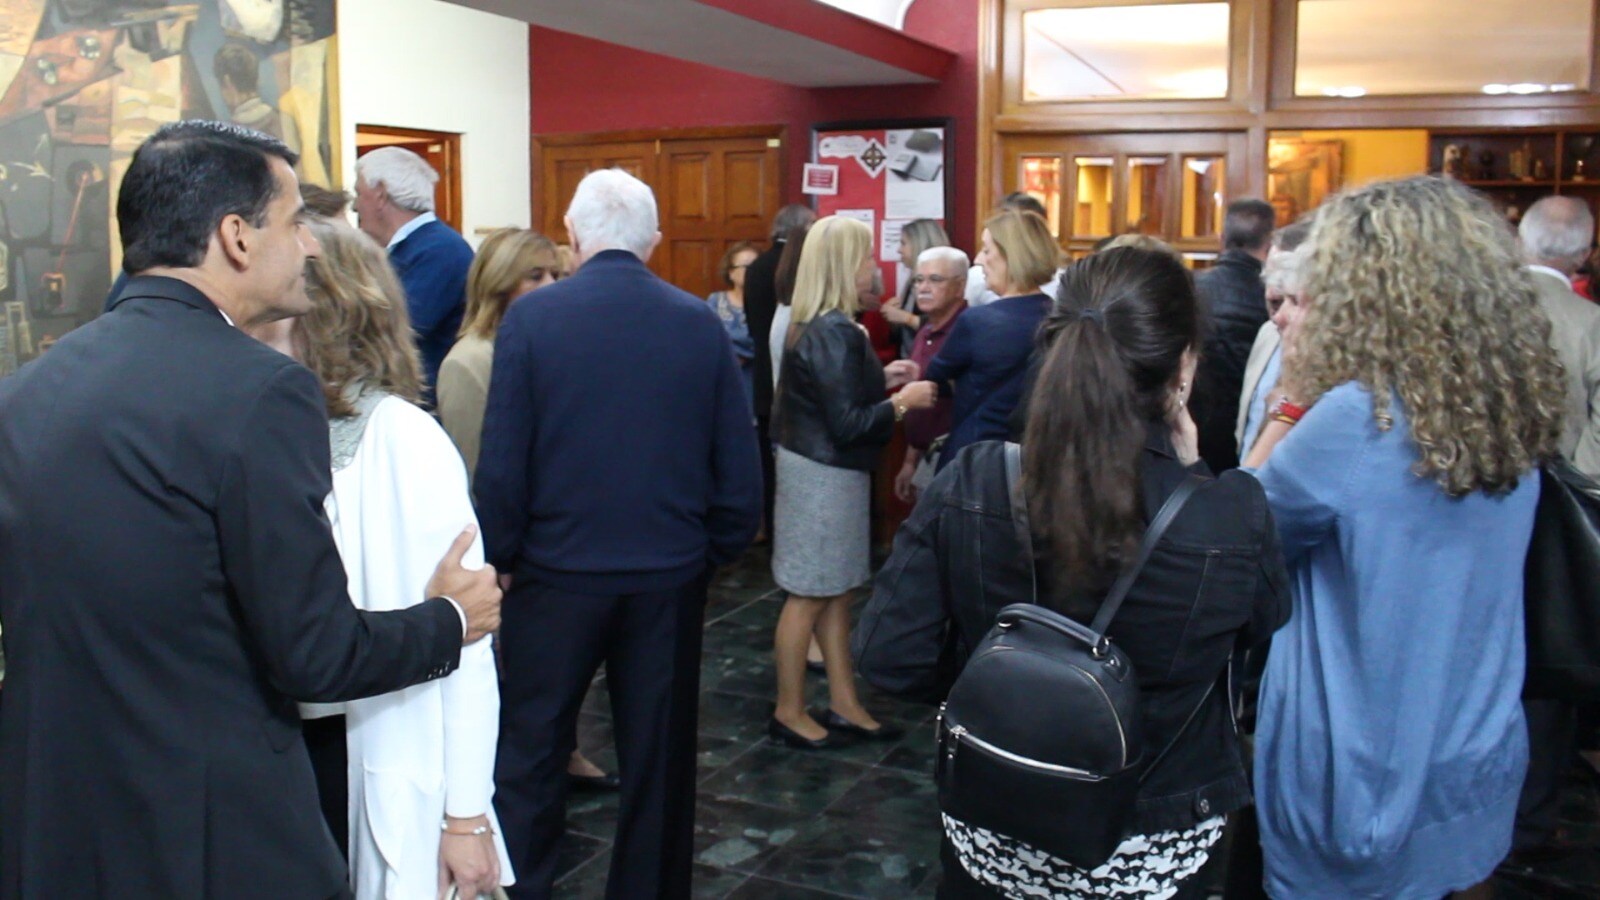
436, 333, 495, 481
1235, 321, 1282, 452
1529, 267, 1600, 479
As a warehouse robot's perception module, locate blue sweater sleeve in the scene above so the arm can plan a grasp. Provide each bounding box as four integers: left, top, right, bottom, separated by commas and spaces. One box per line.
707, 336, 763, 565
399, 248, 470, 337
474, 311, 534, 571
1252, 384, 1371, 563
925, 313, 975, 392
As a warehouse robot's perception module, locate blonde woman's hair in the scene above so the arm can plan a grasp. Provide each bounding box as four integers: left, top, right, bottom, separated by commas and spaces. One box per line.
300, 216, 424, 417
788, 216, 872, 341
985, 209, 1060, 293
1290, 175, 1565, 496
461, 228, 560, 339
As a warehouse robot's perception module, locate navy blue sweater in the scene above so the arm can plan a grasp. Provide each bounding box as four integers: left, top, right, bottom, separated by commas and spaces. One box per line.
475, 250, 763, 594
390, 218, 473, 391
925, 292, 1050, 469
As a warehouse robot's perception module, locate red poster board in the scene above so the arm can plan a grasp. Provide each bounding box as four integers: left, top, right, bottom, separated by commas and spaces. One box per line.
809, 120, 952, 301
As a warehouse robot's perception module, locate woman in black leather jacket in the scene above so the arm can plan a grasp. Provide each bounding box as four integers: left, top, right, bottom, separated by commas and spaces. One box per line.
855, 247, 1290, 898
769, 215, 936, 749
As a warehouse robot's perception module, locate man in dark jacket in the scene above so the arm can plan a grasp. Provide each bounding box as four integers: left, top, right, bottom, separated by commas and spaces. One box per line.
478, 168, 762, 899
0, 120, 502, 899
745, 203, 815, 531
1192, 199, 1275, 473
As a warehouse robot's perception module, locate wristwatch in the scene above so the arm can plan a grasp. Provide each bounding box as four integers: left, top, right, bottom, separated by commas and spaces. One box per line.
1267, 396, 1307, 425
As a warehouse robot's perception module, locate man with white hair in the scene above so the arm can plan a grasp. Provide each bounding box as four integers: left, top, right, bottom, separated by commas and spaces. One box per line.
1515, 195, 1600, 862
1521, 195, 1600, 477
353, 147, 473, 393
894, 246, 968, 503
476, 169, 762, 898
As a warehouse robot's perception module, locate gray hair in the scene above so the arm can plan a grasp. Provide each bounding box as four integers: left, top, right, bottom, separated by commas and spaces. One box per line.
917, 245, 969, 274
567, 168, 659, 260
770, 203, 816, 241
1263, 241, 1314, 297
1520, 196, 1595, 272
356, 147, 438, 213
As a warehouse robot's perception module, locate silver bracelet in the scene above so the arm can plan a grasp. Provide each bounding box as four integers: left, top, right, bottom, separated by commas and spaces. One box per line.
440, 820, 493, 836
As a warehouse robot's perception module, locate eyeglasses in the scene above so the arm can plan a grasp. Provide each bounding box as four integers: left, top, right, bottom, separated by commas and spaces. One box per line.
729, 264, 750, 271
910, 274, 957, 286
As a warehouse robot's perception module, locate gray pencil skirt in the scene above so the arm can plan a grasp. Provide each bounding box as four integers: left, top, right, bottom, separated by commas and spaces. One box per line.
771, 446, 872, 597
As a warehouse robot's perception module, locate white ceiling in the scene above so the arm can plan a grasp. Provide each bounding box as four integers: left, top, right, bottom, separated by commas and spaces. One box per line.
1296, 0, 1591, 95
443, 0, 942, 87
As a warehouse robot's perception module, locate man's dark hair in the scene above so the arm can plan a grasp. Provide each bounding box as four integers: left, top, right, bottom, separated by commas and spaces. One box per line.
213, 44, 261, 95
1222, 199, 1276, 252
770, 203, 817, 242
1001, 191, 1048, 219
118, 120, 299, 273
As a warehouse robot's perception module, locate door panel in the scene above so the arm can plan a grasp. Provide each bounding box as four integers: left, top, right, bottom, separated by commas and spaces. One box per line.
1002, 132, 1248, 265
538, 133, 781, 295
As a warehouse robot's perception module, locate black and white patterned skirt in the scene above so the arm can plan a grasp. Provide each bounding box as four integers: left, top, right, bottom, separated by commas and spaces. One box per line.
942, 813, 1225, 899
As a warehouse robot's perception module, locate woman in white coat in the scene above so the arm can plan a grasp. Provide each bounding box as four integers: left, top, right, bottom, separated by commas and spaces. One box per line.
296, 217, 512, 899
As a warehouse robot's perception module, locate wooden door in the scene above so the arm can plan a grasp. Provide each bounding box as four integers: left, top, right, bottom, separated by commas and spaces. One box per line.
1000, 132, 1249, 265
658, 136, 781, 299
536, 129, 784, 294
539, 140, 662, 274
355, 125, 463, 232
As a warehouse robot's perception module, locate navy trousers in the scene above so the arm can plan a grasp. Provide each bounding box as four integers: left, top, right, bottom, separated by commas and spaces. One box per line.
495, 571, 708, 899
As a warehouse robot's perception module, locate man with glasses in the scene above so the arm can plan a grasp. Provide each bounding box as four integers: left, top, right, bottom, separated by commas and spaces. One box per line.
894, 246, 969, 504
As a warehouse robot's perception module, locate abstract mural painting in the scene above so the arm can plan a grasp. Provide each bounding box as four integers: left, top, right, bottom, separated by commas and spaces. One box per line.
0, 0, 338, 376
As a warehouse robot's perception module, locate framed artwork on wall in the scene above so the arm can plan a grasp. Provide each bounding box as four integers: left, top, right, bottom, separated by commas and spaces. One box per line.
0, 0, 342, 377
1267, 137, 1344, 226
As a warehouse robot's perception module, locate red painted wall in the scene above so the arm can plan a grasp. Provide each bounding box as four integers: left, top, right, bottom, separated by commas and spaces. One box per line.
528, 0, 981, 249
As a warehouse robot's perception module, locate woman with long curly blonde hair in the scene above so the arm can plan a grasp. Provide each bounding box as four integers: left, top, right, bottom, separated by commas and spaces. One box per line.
1242, 176, 1564, 900
296, 217, 514, 900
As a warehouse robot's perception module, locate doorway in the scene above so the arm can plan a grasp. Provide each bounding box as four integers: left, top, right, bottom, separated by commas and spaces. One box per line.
355, 125, 464, 233
535, 127, 785, 297
999, 131, 1249, 265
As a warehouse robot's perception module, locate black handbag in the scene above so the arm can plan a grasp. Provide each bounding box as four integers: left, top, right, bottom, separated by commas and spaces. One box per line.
1524, 457, 1600, 700
935, 443, 1204, 868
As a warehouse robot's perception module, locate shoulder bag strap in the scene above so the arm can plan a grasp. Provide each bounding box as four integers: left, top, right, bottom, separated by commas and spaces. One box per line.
1089, 474, 1205, 636
1004, 442, 1038, 604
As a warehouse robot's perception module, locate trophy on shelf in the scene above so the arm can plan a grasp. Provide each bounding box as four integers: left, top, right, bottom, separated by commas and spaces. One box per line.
1571, 135, 1596, 182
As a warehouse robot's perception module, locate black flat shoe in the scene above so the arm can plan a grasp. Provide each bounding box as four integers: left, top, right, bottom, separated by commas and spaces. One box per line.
806, 659, 827, 675
820, 709, 904, 742
568, 771, 621, 793
767, 717, 837, 750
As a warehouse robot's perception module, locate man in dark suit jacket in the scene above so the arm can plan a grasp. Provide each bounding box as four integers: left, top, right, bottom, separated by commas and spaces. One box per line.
477, 169, 762, 899
745, 203, 815, 532
354, 147, 474, 393
1192, 199, 1275, 473
0, 121, 503, 899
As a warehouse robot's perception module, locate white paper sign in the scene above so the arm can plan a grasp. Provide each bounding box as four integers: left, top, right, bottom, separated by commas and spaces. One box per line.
884, 128, 945, 220
881, 219, 908, 262
836, 208, 876, 232
802, 163, 839, 195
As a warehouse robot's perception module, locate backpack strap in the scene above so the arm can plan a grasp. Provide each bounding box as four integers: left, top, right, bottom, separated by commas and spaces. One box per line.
1004, 442, 1038, 604
1089, 474, 1205, 638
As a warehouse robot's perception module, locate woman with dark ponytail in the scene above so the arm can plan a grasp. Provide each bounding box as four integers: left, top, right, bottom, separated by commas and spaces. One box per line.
856, 247, 1290, 898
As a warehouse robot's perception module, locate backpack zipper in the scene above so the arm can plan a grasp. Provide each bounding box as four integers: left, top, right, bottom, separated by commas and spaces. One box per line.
946, 723, 1105, 780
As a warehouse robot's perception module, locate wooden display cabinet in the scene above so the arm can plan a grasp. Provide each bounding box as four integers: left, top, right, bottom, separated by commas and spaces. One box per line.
1428, 129, 1600, 223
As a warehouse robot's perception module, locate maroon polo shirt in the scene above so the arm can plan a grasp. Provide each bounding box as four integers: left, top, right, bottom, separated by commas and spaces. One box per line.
905, 302, 967, 451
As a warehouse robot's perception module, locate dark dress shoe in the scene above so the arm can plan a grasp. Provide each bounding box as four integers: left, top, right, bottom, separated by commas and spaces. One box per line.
768, 717, 837, 750
568, 771, 621, 793
820, 709, 905, 742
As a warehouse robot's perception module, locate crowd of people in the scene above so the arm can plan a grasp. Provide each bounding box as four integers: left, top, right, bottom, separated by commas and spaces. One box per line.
0, 116, 1596, 900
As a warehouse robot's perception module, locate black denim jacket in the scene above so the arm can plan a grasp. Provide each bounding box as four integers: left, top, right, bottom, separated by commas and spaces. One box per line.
854, 434, 1290, 835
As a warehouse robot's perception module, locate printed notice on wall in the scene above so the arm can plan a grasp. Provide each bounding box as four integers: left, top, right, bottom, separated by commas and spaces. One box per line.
811, 123, 948, 300
802, 163, 839, 195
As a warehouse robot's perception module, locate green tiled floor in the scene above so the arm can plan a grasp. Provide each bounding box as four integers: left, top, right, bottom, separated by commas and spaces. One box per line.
549, 547, 1600, 899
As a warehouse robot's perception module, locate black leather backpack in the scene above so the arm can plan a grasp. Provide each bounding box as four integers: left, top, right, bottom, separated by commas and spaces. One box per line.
935, 443, 1204, 868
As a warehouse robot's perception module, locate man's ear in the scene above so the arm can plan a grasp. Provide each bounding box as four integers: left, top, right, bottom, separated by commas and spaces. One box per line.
644, 230, 663, 263
216, 213, 252, 271
563, 215, 580, 257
